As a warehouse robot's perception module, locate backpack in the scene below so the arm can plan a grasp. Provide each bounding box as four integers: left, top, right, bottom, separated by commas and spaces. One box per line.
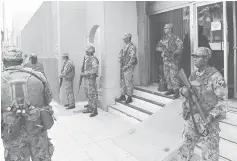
1, 69, 54, 140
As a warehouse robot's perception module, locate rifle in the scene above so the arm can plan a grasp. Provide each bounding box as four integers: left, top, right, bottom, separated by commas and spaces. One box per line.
156, 42, 174, 60
78, 56, 86, 94
177, 69, 209, 136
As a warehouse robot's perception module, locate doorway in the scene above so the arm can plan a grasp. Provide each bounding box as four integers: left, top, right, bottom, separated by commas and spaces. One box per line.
149, 6, 191, 84
227, 1, 237, 98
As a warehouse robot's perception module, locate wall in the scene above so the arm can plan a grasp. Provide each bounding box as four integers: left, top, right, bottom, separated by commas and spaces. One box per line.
21, 2, 54, 56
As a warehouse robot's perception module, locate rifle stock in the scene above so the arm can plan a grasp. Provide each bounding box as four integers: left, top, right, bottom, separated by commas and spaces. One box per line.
177, 69, 208, 124
78, 56, 86, 93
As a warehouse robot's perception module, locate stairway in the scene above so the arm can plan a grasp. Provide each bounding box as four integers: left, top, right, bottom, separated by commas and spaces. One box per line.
108, 84, 237, 161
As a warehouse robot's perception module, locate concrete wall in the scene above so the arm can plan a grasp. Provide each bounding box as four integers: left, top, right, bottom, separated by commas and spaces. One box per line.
21, 2, 54, 56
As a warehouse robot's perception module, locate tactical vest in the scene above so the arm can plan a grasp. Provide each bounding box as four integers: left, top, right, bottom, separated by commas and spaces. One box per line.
189, 67, 219, 110
123, 43, 138, 67
85, 56, 99, 79
63, 60, 75, 81
1, 68, 54, 140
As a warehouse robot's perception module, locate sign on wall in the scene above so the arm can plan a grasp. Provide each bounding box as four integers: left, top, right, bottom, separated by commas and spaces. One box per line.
211, 21, 222, 31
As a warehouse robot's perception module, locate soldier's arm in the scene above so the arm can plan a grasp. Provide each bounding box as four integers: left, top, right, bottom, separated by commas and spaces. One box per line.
156, 41, 164, 52
61, 63, 72, 77
43, 77, 53, 105
209, 73, 228, 119
85, 58, 99, 75
125, 45, 136, 68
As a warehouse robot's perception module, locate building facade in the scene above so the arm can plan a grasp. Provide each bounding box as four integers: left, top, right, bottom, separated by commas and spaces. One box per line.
21, 1, 237, 110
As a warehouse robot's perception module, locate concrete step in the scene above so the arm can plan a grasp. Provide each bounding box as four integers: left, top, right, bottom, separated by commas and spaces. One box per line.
195, 137, 237, 161
134, 85, 175, 99
133, 89, 173, 106
108, 103, 149, 123
108, 106, 141, 124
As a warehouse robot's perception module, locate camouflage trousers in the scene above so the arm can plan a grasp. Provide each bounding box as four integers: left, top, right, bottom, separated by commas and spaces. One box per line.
65, 80, 75, 106
83, 78, 91, 106
121, 67, 135, 96
87, 78, 98, 109
3, 131, 54, 161
178, 118, 220, 161
163, 62, 180, 90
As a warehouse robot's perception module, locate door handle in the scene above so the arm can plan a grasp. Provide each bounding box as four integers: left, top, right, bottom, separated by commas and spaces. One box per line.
234, 47, 237, 50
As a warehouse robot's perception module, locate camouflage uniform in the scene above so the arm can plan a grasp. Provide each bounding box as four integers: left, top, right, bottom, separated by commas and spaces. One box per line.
156, 24, 183, 91
60, 57, 75, 107
24, 61, 45, 75
120, 35, 137, 97
1, 51, 54, 161
178, 48, 227, 161
84, 55, 99, 109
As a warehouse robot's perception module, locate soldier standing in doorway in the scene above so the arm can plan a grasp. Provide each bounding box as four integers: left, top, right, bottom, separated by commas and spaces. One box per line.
1, 49, 55, 161
178, 47, 227, 161
156, 23, 183, 98
115, 33, 138, 104
59, 52, 76, 110
81, 45, 99, 117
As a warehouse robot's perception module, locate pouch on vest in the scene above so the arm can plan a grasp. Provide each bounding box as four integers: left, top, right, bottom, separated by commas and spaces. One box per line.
41, 109, 54, 130
2, 111, 25, 140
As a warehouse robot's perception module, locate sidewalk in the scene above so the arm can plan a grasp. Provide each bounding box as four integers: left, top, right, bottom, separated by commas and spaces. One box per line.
49, 101, 140, 161
0, 101, 140, 161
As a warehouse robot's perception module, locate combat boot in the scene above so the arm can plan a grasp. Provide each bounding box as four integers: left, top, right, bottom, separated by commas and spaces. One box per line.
64, 104, 69, 107
173, 89, 180, 99
89, 108, 98, 117
66, 106, 75, 110
84, 104, 89, 108
165, 89, 174, 95
115, 95, 126, 102
83, 108, 93, 113
125, 96, 133, 104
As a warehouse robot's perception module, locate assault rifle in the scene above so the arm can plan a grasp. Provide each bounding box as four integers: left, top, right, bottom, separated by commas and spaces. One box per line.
177, 69, 209, 136
78, 56, 86, 94
156, 42, 174, 60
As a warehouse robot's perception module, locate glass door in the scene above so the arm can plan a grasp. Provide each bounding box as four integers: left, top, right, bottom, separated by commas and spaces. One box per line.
195, 2, 228, 82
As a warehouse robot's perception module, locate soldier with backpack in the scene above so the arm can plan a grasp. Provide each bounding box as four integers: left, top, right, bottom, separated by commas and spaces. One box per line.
115, 33, 138, 104
1, 49, 55, 161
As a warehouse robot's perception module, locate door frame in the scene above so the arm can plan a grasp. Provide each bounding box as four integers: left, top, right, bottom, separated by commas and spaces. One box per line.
147, 2, 193, 84
193, 1, 228, 85
233, 1, 237, 98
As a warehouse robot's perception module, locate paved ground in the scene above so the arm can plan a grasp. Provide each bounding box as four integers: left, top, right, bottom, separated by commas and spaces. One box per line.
1, 101, 140, 161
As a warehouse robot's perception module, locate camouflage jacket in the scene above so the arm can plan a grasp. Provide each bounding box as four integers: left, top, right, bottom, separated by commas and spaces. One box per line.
156, 34, 183, 63
61, 59, 75, 81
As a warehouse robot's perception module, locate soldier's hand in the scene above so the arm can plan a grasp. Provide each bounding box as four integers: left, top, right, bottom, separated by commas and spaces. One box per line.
180, 87, 189, 98
206, 114, 214, 126
122, 66, 128, 72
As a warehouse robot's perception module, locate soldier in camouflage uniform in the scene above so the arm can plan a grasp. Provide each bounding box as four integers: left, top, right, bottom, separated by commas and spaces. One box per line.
59, 52, 75, 110
178, 47, 227, 161
81, 45, 99, 117
1, 50, 54, 161
115, 33, 137, 104
24, 53, 45, 75
156, 23, 183, 98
